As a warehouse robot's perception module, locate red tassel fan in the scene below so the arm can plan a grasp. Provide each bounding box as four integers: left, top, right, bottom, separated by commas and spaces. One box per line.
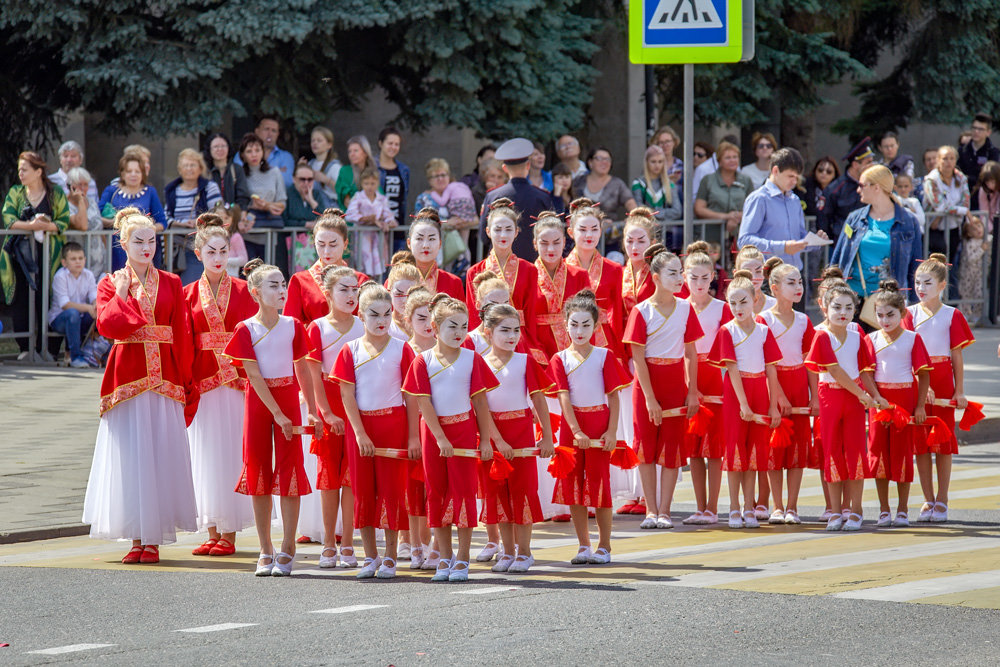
535, 412, 562, 442
924, 416, 951, 450
768, 418, 795, 449
489, 450, 515, 481
891, 404, 911, 431
686, 405, 713, 438
546, 445, 577, 479
610, 445, 640, 470
959, 401, 985, 431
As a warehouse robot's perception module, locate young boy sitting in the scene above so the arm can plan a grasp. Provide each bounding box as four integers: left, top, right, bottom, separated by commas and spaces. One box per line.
48, 242, 98, 368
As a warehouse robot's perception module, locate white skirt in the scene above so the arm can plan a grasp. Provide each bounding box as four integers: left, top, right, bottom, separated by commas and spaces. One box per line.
610, 385, 640, 500
187, 386, 254, 534
82, 392, 198, 545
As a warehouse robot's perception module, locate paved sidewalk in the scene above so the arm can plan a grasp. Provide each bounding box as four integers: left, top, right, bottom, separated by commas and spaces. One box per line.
1, 329, 998, 544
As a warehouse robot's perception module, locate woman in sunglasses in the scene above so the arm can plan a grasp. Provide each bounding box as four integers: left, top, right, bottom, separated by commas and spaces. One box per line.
741, 132, 777, 190
804, 157, 840, 218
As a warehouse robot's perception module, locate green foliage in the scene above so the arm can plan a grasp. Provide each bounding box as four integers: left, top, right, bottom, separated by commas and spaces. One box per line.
652, 0, 868, 126
834, 0, 1000, 139
0, 0, 600, 190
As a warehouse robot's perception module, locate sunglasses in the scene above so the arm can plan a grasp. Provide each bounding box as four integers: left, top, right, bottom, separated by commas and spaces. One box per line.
817, 167, 835, 174
296, 177, 314, 182
757, 142, 774, 149
693, 151, 708, 159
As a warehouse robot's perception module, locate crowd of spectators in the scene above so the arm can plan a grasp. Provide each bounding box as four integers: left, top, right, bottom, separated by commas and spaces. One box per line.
3, 110, 999, 364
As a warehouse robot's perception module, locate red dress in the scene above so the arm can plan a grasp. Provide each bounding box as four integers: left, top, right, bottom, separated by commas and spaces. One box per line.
184, 274, 257, 396
565, 250, 626, 362
285, 260, 370, 323
465, 251, 544, 363
903, 304, 975, 454
623, 299, 704, 468
621, 261, 654, 317
805, 329, 876, 483
710, 321, 783, 473
223, 316, 312, 496
686, 299, 732, 459
868, 329, 932, 483
97, 267, 198, 422
549, 347, 631, 508
534, 259, 591, 360
404, 348, 500, 528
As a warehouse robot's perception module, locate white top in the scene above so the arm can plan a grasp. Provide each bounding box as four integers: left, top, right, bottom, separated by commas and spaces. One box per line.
759, 294, 777, 312
421, 347, 477, 417
485, 352, 532, 413
759, 310, 809, 367
308, 157, 342, 203
389, 320, 409, 342
907, 304, 956, 357
48, 267, 98, 324
631, 298, 697, 359
741, 163, 769, 190
466, 329, 490, 355
313, 316, 364, 375
871, 329, 922, 384
342, 337, 408, 411
722, 321, 771, 374
818, 329, 863, 383
555, 346, 613, 408
692, 299, 727, 355
244, 315, 298, 379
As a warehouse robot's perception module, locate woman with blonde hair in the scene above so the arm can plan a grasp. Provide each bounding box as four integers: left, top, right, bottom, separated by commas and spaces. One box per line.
164, 148, 223, 284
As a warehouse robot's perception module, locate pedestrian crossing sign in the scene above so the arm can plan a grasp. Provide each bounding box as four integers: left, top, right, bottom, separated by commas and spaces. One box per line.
629, 0, 749, 64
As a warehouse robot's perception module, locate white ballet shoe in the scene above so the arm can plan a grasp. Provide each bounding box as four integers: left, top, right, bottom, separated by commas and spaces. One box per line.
255, 552, 274, 577
728, 510, 744, 529
409, 546, 425, 570
843, 513, 863, 531
783, 510, 801, 525
492, 554, 515, 573
357, 556, 382, 579
769, 509, 786, 524
639, 515, 658, 529
892, 511, 910, 527
916, 502, 934, 522
448, 560, 470, 582
656, 514, 673, 529
375, 558, 397, 579
570, 546, 592, 564
431, 556, 454, 582
271, 552, 295, 577
475, 541, 501, 562
826, 515, 844, 531
338, 546, 358, 568
930, 502, 948, 523
588, 547, 611, 565
682, 511, 704, 525
421, 550, 441, 570
319, 547, 339, 568
507, 554, 534, 573
397, 542, 412, 560
876, 512, 892, 528
742, 510, 760, 529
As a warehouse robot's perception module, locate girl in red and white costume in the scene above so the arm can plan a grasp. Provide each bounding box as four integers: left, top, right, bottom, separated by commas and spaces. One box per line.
223, 259, 317, 576
304, 265, 365, 569
710, 270, 782, 529
284, 210, 370, 324
386, 253, 422, 342
869, 280, 931, 527
83, 208, 199, 565
333, 282, 420, 579
465, 197, 544, 364
624, 244, 702, 530
402, 286, 439, 570
403, 295, 499, 582
615, 209, 657, 516
532, 211, 590, 361
565, 198, 626, 363
405, 208, 465, 300
733, 244, 777, 520
805, 284, 882, 531
904, 253, 975, 523
185, 214, 258, 558
481, 302, 556, 574
682, 241, 732, 526
551, 290, 631, 565
757, 258, 817, 525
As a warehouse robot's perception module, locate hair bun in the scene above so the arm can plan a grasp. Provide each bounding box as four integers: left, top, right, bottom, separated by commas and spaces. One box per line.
568, 197, 597, 214
928, 252, 948, 264
575, 288, 597, 302
413, 207, 441, 223
196, 212, 227, 229
321, 207, 346, 218
628, 206, 656, 221
113, 206, 145, 231
733, 269, 753, 280
878, 278, 900, 292
762, 256, 784, 281
429, 292, 452, 311
820, 265, 844, 281
391, 249, 416, 266
242, 258, 265, 277
490, 197, 515, 210
686, 240, 709, 256
643, 242, 668, 265
472, 270, 499, 289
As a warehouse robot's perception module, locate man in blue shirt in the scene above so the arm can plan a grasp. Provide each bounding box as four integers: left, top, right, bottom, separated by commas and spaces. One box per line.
235, 115, 296, 188
738, 147, 829, 270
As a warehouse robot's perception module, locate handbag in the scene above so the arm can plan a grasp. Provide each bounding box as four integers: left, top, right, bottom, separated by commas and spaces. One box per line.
441, 228, 466, 266
856, 254, 879, 329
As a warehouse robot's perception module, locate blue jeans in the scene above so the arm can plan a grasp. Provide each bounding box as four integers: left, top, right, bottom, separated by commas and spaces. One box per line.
51, 309, 94, 360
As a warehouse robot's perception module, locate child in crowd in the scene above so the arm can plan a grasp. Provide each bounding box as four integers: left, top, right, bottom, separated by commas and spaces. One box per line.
345, 167, 396, 278
958, 215, 991, 325
893, 174, 926, 232
49, 242, 99, 368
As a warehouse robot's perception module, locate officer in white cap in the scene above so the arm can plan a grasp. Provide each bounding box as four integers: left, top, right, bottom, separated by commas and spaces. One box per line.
479, 137, 557, 261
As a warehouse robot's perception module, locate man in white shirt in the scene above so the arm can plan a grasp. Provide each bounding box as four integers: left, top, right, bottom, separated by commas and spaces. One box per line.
48, 242, 99, 367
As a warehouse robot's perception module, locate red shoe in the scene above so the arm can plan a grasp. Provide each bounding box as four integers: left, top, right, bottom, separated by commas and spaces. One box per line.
588, 510, 596, 519
192, 539, 218, 556
552, 513, 572, 522
139, 545, 159, 564
121, 546, 143, 564
616, 501, 637, 515
296, 535, 315, 544
629, 501, 648, 515
208, 538, 236, 556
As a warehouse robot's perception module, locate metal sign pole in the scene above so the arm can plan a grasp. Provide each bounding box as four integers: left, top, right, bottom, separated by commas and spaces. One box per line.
683, 63, 694, 249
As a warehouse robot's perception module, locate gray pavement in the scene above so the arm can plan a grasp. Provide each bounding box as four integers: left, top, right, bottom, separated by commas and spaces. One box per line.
1, 329, 998, 543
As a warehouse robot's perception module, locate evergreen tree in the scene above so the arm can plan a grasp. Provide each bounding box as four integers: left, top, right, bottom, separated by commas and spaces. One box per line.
0, 0, 600, 190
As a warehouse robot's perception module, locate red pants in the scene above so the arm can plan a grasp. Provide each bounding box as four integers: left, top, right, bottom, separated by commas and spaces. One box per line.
236, 381, 311, 496
346, 406, 408, 530
869, 383, 917, 483
685, 357, 724, 459
722, 373, 770, 472
481, 410, 543, 525
553, 405, 612, 508
422, 412, 480, 528
633, 359, 687, 468
407, 413, 426, 517
313, 379, 349, 490
770, 365, 812, 470
922, 358, 958, 455
817, 382, 869, 483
